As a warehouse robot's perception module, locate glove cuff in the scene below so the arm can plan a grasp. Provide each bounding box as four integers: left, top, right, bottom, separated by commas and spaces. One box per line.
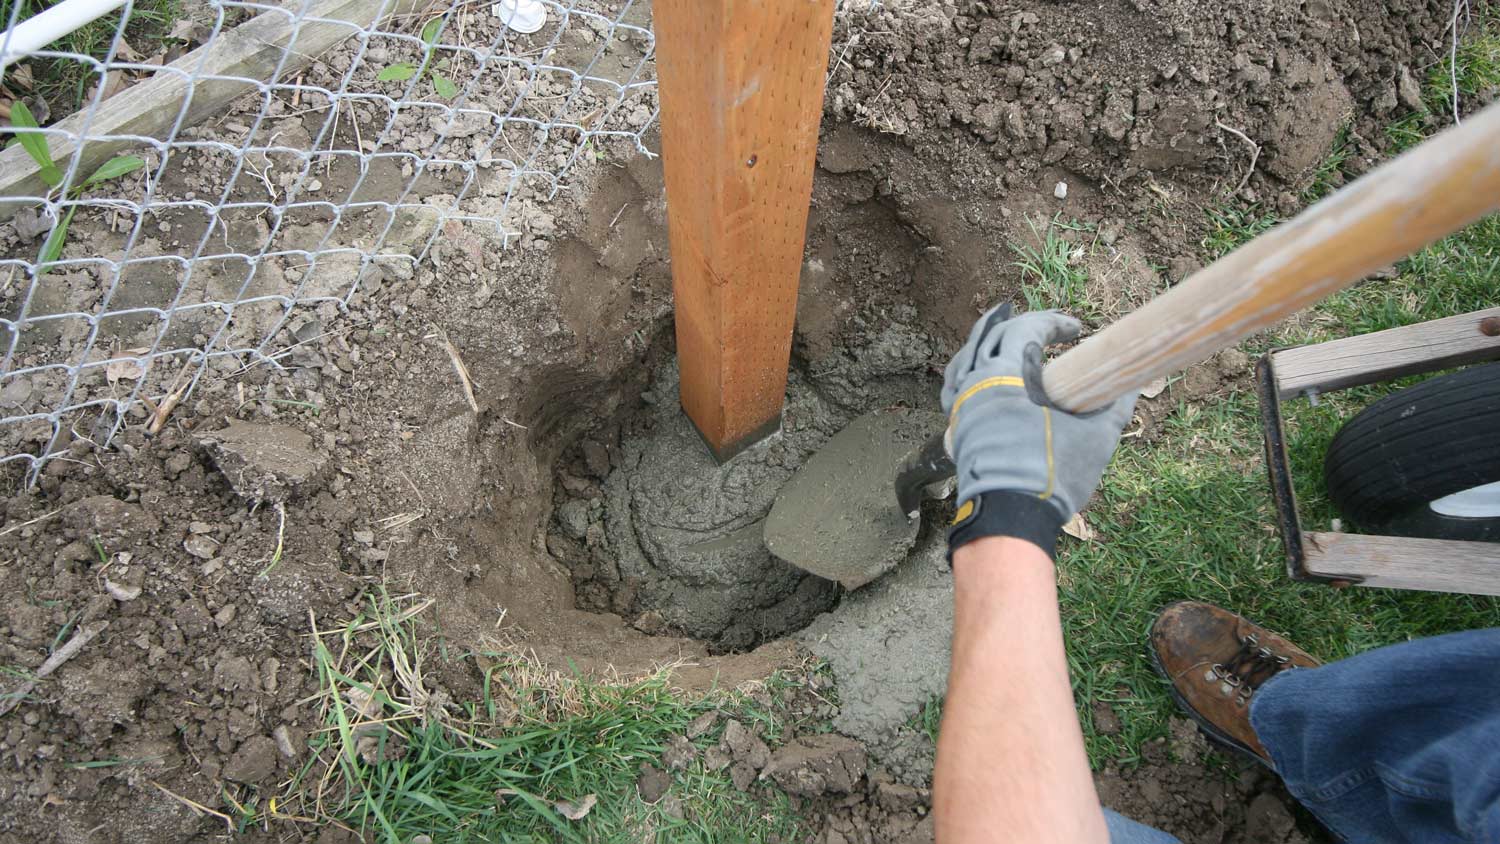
946, 490, 1066, 561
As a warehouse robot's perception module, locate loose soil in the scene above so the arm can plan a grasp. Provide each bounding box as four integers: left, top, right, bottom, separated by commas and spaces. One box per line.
0, 0, 1467, 839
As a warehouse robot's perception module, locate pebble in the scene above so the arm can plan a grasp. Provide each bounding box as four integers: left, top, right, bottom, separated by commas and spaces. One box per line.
183, 534, 219, 559
104, 571, 143, 602
272, 725, 298, 759
0, 375, 33, 407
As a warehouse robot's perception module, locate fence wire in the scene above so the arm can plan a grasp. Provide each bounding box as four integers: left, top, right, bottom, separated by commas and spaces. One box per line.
0, 0, 657, 479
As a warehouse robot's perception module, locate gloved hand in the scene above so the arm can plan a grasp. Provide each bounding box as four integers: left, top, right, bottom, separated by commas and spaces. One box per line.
941, 305, 1137, 559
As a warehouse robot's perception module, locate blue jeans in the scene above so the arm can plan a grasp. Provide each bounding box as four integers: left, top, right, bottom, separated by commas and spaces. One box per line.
1108, 627, 1500, 843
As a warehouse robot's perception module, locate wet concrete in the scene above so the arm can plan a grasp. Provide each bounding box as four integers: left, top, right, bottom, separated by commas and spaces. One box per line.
602, 364, 846, 650
587, 316, 947, 650
799, 531, 953, 785
764, 408, 946, 589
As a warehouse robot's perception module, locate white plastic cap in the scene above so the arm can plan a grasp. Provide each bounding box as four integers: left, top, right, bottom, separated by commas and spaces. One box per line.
491, 0, 547, 34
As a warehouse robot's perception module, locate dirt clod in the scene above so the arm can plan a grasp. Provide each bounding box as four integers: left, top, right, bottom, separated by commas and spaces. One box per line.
722, 718, 771, 771
199, 421, 329, 502
686, 709, 719, 739
730, 761, 759, 792
1092, 701, 1123, 736
662, 734, 698, 772
224, 736, 280, 784
762, 734, 869, 797
637, 764, 670, 804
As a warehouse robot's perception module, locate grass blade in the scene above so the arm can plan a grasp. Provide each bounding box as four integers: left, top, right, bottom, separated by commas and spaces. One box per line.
8, 101, 62, 187
37, 205, 76, 267
376, 63, 418, 82
84, 155, 145, 187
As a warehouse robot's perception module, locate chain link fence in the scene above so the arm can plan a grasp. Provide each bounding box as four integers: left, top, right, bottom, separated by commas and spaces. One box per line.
0, 0, 657, 479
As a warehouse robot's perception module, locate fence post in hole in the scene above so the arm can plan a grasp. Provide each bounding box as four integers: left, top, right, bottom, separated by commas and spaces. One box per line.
652, 0, 837, 462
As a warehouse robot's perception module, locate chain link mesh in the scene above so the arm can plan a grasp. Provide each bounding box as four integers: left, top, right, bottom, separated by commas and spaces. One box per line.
0, 0, 657, 479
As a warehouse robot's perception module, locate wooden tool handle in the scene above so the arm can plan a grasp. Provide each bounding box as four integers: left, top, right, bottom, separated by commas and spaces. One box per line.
1043, 100, 1500, 413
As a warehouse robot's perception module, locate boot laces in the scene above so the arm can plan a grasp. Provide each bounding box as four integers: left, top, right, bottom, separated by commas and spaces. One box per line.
1206, 633, 1291, 705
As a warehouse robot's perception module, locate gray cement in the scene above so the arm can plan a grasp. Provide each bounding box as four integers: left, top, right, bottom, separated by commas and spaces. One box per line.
602, 363, 849, 650
798, 531, 953, 785
590, 311, 945, 651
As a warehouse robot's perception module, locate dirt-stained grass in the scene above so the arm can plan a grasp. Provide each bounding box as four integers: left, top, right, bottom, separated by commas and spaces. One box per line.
260, 590, 810, 844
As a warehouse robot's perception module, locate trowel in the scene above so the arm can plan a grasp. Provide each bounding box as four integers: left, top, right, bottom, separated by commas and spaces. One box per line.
762, 407, 955, 589
761, 100, 1500, 590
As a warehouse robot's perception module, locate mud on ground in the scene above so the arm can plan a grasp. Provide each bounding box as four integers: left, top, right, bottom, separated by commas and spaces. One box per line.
0, 0, 1466, 839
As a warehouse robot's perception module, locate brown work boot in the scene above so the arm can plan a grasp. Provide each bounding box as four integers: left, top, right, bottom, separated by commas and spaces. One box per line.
1149, 601, 1320, 765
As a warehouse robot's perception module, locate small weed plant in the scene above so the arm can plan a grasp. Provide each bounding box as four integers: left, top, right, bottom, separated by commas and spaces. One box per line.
376, 16, 459, 100
8, 100, 144, 271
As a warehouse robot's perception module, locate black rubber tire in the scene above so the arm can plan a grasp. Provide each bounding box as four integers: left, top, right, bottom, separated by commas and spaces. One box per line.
1323, 362, 1500, 542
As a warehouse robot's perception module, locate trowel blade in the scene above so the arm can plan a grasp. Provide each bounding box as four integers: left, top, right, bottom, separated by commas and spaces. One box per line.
763, 408, 948, 590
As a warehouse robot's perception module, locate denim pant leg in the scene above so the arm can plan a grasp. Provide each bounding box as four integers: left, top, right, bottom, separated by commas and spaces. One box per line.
1105, 807, 1182, 843
1250, 627, 1500, 842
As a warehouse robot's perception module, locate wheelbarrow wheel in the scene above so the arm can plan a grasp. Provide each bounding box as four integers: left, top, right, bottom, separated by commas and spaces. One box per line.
1324, 362, 1500, 542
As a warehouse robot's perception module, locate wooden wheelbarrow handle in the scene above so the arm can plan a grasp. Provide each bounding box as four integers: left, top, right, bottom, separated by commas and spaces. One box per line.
1043, 100, 1500, 414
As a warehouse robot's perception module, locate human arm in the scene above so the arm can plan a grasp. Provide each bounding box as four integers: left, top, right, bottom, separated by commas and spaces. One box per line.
931, 307, 1136, 844
934, 536, 1106, 844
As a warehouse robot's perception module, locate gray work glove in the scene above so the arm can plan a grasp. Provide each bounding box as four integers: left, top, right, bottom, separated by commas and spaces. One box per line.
941, 305, 1137, 558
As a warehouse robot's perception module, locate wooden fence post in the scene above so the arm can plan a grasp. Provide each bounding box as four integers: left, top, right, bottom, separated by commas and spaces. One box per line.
653, 0, 837, 461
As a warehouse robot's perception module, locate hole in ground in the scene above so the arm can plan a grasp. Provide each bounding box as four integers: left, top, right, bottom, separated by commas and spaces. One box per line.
542, 316, 951, 653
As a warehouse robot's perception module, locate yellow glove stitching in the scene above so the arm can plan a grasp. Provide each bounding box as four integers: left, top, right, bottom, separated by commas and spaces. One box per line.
1038, 406, 1055, 501
949, 375, 1024, 420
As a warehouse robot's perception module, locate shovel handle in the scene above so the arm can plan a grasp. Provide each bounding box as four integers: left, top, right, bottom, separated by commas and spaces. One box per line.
1042, 100, 1500, 414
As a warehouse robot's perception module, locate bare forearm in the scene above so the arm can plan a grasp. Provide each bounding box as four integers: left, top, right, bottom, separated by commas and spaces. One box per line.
933, 537, 1107, 844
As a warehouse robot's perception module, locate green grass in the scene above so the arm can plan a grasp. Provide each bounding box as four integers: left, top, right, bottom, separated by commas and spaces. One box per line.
1, 0, 180, 113
1, 664, 42, 707
1012, 216, 1098, 318
1391, 19, 1500, 148
1201, 204, 1277, 259
270, 591, 807, 843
